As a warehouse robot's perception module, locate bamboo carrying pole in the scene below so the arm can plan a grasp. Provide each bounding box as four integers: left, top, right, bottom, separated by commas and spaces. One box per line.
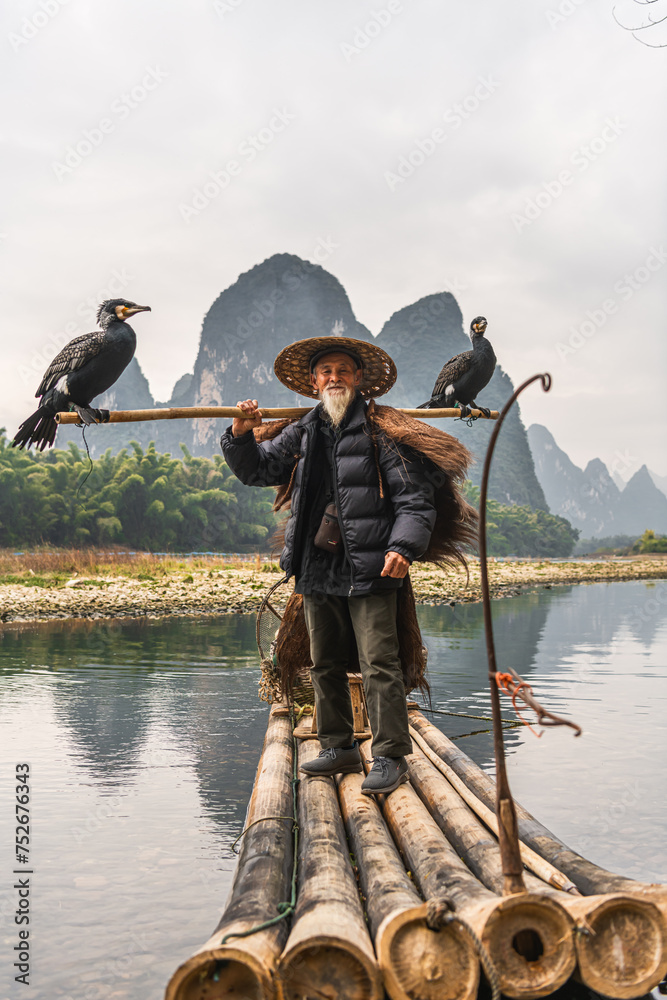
336, 770, 480, 1000
54, 405, 499, 424
165, 707, 294, 1000
276, 740, 383, 1000
409, 711, 667, 997
360, 741, 576, 1000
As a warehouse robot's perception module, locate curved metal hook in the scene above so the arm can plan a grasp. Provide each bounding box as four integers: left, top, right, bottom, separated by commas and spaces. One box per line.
478, 372, 552, 893
479, 371, 552, 676
613, 3, 667, 28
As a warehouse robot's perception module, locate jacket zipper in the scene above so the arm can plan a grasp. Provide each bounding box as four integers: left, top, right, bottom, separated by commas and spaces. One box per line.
331, 434, 357, 596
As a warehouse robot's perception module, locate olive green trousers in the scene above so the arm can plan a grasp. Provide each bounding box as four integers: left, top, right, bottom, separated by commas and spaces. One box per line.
302, 591, 412, 758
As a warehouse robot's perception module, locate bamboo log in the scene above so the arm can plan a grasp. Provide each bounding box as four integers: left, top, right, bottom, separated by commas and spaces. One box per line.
564, 893, 667, 998
165, 707, 294, 1000
276, 740, 383, 1000
409, 712, 667, 995
55, 405, 499, 424
336, 770, 480, 1000
409, 725, 579, 894
406, 742, 667, 994
360, 741, 576, 999
408, 710, 659, 897
406, 743, 561, 898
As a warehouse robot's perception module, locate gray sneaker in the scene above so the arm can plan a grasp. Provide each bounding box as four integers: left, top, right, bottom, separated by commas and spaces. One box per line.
361, 756, 409, 795
300, 743, 363, 777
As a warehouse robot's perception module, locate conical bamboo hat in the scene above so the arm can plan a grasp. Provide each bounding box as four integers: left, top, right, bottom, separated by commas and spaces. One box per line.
274, 336, 397, 399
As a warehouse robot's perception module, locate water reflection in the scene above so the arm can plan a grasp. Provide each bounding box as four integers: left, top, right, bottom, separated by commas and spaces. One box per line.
0, 579, 665, 1000
418, 580, 667, 886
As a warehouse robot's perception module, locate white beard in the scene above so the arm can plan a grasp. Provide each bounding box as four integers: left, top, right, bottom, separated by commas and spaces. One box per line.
319, 385, 355, 428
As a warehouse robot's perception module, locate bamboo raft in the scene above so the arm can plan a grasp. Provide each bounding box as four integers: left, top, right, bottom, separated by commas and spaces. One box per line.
165, 702, 667, 1000
106, 383, 664, 998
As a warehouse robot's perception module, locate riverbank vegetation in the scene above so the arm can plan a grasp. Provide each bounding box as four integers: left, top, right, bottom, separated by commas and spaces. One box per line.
462, 483, 578, 557
1, 432, 581, 557
0, 432, 274, 552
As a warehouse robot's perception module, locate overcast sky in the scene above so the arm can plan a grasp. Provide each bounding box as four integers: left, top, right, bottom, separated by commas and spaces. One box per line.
2, 0, 666, 478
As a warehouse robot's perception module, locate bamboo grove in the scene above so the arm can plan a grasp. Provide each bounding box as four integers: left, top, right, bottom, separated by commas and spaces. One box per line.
0, 431, 275, 552
0, 431, 578, 556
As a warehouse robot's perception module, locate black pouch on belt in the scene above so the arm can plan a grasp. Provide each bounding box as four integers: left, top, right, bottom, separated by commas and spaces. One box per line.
313, 502, 342, 551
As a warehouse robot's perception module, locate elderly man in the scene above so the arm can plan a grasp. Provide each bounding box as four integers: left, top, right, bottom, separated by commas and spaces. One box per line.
220, 336, 436, 795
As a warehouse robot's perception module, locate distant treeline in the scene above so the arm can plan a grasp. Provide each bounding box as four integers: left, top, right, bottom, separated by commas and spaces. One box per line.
574, 531, 666, 556
463, 483, 579, 558
0, 432, 579, 556
634, 529, 667, 554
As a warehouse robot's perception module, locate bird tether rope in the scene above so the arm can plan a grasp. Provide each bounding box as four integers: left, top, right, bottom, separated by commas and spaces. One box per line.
75, 426, 95, 496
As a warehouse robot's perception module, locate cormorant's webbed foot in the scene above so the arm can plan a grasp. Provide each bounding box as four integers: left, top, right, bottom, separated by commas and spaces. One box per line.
474, 405, 492, 419
457, 404, 471, 419
72, 405, 108, 426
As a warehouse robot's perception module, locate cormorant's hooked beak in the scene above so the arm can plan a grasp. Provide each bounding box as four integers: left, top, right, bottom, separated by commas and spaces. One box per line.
124, 305, 151, 316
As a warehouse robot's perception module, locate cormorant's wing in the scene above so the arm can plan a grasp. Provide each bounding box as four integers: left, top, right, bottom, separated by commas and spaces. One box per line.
35, 331, 106, 397
430, 349, 473, 398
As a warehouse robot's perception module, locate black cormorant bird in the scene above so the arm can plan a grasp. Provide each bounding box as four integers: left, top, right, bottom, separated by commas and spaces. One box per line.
416, 316, 496, 417
12, 298, 151, 451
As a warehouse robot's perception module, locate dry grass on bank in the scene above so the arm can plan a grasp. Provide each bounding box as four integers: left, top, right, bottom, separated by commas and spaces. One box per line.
0, 548, 280, 587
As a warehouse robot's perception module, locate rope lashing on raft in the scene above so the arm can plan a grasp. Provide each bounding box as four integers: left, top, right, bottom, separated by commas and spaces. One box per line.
230, 815, 294, 855
216, 708, 300, 953
426, 897, 501, 1000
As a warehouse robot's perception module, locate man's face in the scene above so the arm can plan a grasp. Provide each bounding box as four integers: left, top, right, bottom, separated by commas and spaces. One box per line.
309, 353, 362, 395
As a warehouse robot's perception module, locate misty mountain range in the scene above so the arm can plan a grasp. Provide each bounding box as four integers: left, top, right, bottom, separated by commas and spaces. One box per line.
528, 424, 667, 539
55, 253, 666, 539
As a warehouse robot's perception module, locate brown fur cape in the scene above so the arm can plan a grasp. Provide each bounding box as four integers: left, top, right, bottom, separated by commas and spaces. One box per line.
254, 402, 477, 698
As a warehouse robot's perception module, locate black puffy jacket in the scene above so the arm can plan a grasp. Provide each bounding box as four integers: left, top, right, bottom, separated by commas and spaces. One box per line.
220, 394, 436, 595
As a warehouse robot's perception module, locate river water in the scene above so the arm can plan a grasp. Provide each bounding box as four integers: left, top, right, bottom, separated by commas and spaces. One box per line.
0, 579, 665, 999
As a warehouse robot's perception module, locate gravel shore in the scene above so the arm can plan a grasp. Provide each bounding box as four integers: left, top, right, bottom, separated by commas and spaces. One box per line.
0, 557, 664, 625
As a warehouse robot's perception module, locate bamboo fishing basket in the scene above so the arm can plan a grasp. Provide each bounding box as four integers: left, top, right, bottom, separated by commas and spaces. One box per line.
165, 703, 667, 1000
